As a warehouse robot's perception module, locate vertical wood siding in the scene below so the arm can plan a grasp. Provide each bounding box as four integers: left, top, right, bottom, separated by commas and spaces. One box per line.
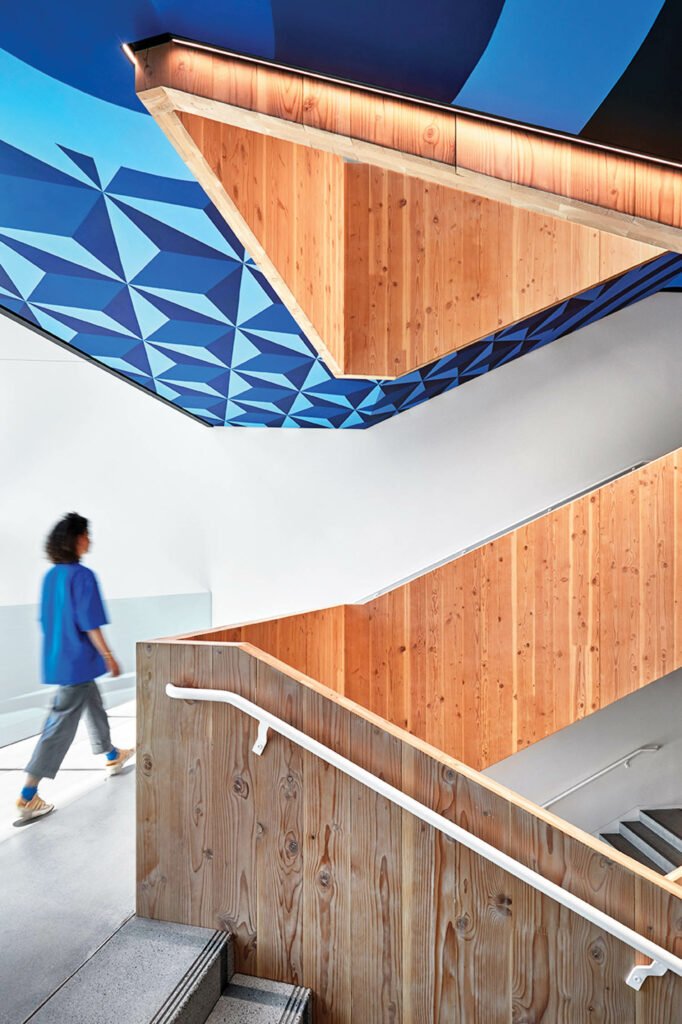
137, 641, 682, 1022
183, 451, 681, 771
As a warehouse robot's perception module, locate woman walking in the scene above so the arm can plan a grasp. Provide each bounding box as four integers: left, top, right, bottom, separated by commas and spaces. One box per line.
16, 512, 134, 821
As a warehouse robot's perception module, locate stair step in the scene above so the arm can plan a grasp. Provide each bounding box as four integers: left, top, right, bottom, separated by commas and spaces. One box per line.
600, 832, 662, 873
206, 974, 311, 1024
28, 916, 231, 1024
640, 808, 682, 853
621, 819, 682, 873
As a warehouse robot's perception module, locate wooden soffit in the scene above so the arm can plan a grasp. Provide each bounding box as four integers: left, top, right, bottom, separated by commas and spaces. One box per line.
134, 38, 682, 379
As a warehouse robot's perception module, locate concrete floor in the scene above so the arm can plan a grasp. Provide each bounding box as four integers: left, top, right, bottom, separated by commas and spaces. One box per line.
0, 700, 136, 1024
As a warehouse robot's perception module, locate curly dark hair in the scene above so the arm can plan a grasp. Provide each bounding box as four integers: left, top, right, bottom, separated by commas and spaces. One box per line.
45, 512, 89, 564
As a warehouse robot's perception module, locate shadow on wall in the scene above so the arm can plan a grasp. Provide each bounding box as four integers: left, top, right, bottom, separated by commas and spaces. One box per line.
483, 668, 682, 836
0, 592, 210, 747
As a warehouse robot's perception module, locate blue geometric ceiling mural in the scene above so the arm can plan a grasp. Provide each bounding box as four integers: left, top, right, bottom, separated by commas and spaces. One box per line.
0, 6, 680, 427
2, 129, 679, 427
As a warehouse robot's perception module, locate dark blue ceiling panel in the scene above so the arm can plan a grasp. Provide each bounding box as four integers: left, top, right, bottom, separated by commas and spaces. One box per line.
583, 2, 682, 166
268, 0, 504, 103
1, 1, 679, 160
453, 0, 665, 136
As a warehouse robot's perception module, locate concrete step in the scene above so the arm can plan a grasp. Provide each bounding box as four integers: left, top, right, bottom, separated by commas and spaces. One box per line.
620, 819, 682, 874
27, 916, 231, 1024
205, 974, 311, 1024
640, 808, 682, 854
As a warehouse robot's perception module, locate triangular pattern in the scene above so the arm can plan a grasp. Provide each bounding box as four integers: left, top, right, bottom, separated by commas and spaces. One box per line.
1, 138, 680, 429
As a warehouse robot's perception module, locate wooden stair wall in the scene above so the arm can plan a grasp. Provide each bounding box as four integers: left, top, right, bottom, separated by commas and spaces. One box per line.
176, 111, 659, 377
137, 637, 682, 1022
133, 38, 682, 379
185, 449, 682, 771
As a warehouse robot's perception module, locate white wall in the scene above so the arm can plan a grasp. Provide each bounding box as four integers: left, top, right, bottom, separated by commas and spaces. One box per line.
1, 291, 681, 626
483, 669, 682, 837
0, 324, 211, 606
203, 293, 682, 624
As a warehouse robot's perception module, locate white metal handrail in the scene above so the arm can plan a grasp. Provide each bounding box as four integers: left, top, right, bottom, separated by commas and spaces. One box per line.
541, 745, 662, 808
166, 683, 682, 991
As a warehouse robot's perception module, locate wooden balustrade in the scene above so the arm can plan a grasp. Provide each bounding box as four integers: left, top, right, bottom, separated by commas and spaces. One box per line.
137, 638, 682, 1022
183, 450, 681, 770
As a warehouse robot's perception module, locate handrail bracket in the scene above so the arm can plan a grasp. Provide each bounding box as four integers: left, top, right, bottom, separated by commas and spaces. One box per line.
252, 719, 270, 756
626, 959, 668, 990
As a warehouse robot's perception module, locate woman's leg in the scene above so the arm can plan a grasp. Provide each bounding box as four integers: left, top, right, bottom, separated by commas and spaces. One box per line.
24, 684, 88, 781
82, 681, 113, 755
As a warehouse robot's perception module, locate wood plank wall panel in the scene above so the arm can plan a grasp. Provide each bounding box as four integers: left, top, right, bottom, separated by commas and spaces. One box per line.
634, 880, 682, 1021
193, 607, 346, 694
301, 685, 352, 1023
344, 165, 658, 375
179, 113, 346, 374
254, 663, 305, 982
177, 109, 657, 379
137, 641, 173, 921
600, 456, 677, 703
455, 119, 682, 237
136, 39, 682, 253
187, 452, 680, 773
138, 642, 682, 1021
347, 454, 679, 769
211, 646, 259, 971
345, 501, 596, 770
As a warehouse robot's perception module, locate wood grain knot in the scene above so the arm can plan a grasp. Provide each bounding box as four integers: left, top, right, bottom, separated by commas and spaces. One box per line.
142, 754, 153, 775
442, 767, 456, 784
589, 941, 605, 964
233, 776, 249, 799
203, 848, 213, 861
285, 833, 300, 858
493, 893, 513, 917
455, 914, 471, 933
318, 869, 331, 889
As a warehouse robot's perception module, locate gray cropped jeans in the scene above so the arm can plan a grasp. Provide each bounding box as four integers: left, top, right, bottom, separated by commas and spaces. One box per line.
25, 682, 112, 780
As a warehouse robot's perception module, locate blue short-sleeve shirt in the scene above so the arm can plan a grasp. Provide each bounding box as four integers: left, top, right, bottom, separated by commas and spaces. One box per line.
40, 563, 109, 685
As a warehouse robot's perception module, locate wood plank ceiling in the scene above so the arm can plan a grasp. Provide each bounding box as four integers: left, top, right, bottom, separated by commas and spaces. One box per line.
133, 39, 682, 379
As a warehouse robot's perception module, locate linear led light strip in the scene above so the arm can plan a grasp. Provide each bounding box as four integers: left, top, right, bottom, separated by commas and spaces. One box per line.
123, 34, 682, 171
166, 682, 682, 991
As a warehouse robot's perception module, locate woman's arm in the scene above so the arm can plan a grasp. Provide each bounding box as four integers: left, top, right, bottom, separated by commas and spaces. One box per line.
86, 627, 121, 677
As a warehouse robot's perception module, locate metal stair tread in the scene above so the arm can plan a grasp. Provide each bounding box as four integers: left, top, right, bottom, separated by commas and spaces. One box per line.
640, 808, 682, 851
205, 974, 310, 1024
621, 819, 682, 871
600, 832, 662, 873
